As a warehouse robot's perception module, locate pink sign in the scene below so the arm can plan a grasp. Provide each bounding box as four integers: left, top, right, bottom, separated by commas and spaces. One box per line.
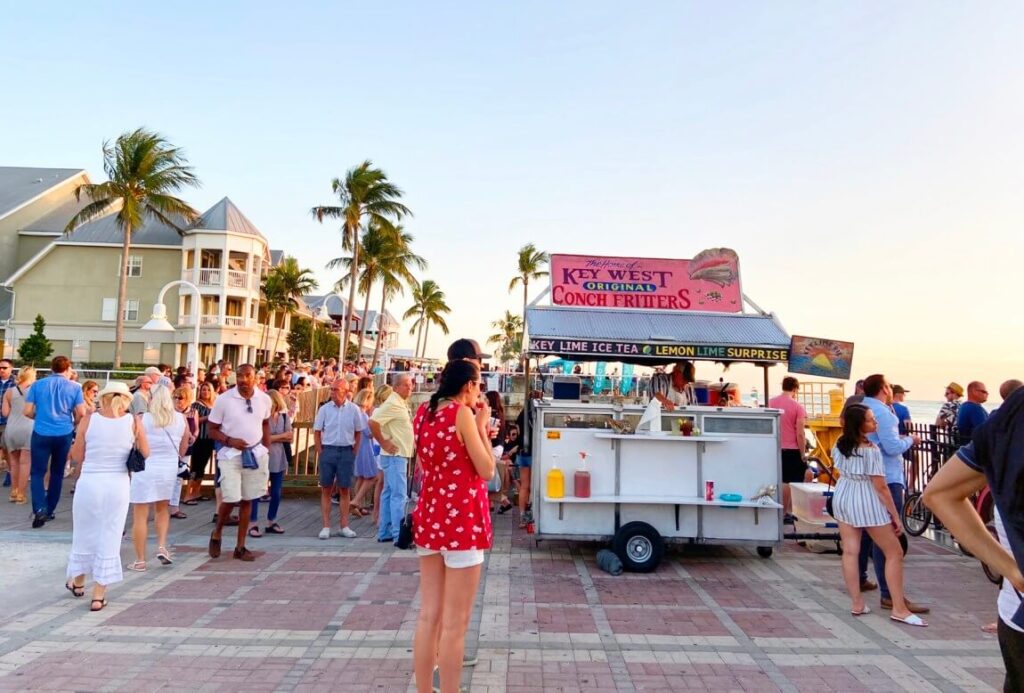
550, 249, 742, 312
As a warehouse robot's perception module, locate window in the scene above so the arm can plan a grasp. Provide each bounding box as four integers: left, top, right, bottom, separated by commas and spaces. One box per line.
101, 298, 140, 322
127, 255, 143, 277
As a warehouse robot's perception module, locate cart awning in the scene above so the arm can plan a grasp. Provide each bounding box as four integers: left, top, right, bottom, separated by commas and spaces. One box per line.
526, 306, 790, 365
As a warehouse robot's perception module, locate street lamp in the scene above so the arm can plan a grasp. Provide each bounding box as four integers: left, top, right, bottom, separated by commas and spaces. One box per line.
142, 280, 202, 370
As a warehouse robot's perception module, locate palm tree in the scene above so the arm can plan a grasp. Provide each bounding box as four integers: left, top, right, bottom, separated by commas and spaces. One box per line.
403, 280, 450, 358
265, 257, 318, 358
311, 161, 411, 362
508, 243, 549, 368
488, 311, 524, 366
259, 272, 286, 358
327, 221, 426, 369
65, 128, 200, 367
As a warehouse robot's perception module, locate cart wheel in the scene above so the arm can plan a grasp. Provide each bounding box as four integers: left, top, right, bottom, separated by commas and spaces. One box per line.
901, 492, 931, 537
756, 546, 773, 559
612, 522, 664, 573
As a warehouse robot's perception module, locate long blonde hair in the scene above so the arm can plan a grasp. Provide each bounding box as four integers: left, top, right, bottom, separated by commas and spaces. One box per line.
17, 366, 36, 387
353, 388, 373, 411
267, 389, 286, 416
148, 385, 175, 428
374, 384, 393, 406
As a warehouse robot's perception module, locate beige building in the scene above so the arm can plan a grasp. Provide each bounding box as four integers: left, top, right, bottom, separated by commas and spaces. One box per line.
0, 167, 297, 366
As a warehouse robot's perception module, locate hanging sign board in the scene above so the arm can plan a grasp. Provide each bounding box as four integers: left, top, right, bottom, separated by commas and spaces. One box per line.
787, 336, 855, 380
550, 249, 742, 312
529, 337, 787, 363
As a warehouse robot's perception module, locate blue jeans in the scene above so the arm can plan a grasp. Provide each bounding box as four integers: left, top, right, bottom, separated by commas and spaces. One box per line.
377, 455, 408, 542
30, 431, 74, 515
858, 482, 904, 598
250, 470, 284, 523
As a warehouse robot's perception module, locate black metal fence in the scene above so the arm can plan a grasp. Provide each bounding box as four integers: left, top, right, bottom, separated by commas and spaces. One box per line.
903, 422, 962, 495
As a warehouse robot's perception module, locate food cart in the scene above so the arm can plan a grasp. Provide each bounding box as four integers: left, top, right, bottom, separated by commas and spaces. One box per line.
523, 250, 794, 571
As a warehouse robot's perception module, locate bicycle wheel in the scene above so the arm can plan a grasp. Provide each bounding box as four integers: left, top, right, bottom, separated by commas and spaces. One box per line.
902, 492, 931, 537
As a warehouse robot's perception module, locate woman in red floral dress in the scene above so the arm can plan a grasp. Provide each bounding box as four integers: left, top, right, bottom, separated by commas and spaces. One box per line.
411, 359, 496, 693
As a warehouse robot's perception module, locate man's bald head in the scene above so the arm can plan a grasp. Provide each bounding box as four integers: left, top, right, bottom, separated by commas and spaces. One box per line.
1000, 379, 1024, 400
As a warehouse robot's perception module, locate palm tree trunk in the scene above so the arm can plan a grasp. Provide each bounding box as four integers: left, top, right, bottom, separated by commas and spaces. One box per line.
341, 222, 359, 363
522, 281, 529, 369
422, 320, 431, 359
357, 280, 372, 361
414, 313, 424, 357
259, 305, 269, 358
370, 287, 387, 371
273, 311, 286, 358
113, 227, 134, 368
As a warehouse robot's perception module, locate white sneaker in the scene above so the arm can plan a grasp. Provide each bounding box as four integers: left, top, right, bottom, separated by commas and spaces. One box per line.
318, 527, 331, 540
337, 526, 357, 538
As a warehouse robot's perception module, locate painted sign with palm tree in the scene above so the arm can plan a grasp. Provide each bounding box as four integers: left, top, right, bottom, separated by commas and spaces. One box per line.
311, 161, 411, 362
326, 220, 426, 370
404, 279, 450, 358
65, 128, 200, 368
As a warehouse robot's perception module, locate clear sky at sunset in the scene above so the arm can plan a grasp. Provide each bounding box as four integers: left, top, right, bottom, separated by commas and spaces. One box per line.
2, 2, 1022, 398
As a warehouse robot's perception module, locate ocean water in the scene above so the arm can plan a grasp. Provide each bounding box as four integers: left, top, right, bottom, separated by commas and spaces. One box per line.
741, 396, 997, 423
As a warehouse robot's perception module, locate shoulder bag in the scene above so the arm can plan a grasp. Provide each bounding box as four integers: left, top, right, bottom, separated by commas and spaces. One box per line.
126, 416, 146, 473
163, 426, 191, 480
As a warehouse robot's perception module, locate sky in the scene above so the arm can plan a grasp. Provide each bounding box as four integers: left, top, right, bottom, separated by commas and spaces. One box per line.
2, 2, 1023, 399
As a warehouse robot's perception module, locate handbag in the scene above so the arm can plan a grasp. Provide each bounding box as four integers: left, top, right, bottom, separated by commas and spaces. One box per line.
395, 511, 415, 550
163, 428, 192, 480
126, 418, 146, 473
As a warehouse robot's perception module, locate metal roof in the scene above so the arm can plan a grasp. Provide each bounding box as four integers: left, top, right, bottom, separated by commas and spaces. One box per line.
0, 167, 84, 220
526, 306, 791, 363
21, 196, 94, 233
61, 205, 188, 246
194, 197, 266, 240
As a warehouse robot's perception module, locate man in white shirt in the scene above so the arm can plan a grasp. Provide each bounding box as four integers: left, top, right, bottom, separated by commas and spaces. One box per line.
207, 364, 271, 561
314, 378, 364, 539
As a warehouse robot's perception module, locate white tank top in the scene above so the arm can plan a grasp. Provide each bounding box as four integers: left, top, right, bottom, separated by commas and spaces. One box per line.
82, 413, 134, 474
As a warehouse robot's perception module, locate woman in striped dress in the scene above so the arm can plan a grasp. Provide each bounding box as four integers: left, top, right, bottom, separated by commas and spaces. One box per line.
831, 404, 925, 626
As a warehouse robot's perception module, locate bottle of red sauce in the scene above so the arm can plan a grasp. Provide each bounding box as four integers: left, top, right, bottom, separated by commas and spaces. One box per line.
574, 452, 591, 498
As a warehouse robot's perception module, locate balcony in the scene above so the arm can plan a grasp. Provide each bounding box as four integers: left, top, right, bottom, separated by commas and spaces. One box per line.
182, 268, 259, 291
178, 314, 230, 327
224, 316, 247, 327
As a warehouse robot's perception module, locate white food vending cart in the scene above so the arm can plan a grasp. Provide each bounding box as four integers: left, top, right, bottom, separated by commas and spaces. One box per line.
525, 279, 793, 572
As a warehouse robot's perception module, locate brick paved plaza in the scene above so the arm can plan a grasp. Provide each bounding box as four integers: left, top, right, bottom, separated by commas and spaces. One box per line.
0, 494, 1007, 691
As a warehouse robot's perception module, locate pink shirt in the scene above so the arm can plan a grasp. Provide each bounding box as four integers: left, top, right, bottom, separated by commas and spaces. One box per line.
769, 394, 806, 450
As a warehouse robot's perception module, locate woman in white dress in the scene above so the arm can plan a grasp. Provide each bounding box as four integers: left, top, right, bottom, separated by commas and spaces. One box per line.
831, 404, 925, 626
128, 385, 187, 571
3, 366, 36, 505
66, 382, 149, 611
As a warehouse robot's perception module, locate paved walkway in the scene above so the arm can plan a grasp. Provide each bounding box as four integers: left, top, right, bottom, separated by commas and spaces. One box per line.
0, 487, 1007, 692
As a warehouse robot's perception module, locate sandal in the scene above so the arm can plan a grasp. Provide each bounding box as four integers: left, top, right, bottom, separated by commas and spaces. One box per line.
265, 523, 285, 534
65, 580, 85, 598
90, 598, 108, 612
182, 499, 199, 506
170, 510, 187, 519
156, 547, 173, 565
126, 560, 147, 572
350, 504, 368, 517
248, 526, 263, 538
497, 500, 514, 514
851, 606, 871, 616
891, 613, 928, 627
208, 532, 221, 559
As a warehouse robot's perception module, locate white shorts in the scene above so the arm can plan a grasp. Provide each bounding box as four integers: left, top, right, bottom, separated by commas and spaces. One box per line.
218, 453, 269, 504
416, 547, 485, 569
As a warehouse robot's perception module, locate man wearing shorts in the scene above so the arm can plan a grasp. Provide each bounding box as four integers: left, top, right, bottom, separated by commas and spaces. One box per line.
314, 377, 363, 539
769, 376, 807, 523
207, 364, 271, 561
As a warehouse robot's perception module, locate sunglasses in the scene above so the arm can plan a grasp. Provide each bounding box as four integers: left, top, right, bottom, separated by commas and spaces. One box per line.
245, 398, 253, 414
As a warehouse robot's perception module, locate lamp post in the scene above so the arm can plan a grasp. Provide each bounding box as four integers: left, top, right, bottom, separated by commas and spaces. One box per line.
141, 280, 202, 370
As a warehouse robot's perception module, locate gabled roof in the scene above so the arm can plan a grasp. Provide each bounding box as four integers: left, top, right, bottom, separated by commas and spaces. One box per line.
269, 250, 284, 266
194, 197, 266, 240
22, 196, 96, 234
0, 167, 85, 221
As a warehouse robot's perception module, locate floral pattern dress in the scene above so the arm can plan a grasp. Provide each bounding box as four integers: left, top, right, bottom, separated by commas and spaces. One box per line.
412, 401, 493, 551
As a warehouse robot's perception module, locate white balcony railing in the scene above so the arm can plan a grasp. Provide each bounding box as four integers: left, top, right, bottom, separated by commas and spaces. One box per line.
178, 313, 222, 327
224, 316, 247, 327
226, 270, 248, 289
201, 315, 220, 326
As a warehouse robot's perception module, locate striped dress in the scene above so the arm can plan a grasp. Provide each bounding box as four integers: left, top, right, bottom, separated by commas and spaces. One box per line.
830, 444, 891, 527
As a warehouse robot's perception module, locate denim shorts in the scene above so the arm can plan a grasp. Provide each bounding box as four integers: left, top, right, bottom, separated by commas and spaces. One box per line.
517, 454, 532, 469
320, 445, 355, 489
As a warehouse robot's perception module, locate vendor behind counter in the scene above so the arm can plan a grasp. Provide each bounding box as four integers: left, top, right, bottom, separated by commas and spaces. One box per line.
652, 360, 744, 409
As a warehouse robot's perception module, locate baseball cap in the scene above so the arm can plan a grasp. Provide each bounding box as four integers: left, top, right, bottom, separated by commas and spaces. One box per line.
447, 338, 491, 361
892, 385, 909, 395
947, 382, 964, 397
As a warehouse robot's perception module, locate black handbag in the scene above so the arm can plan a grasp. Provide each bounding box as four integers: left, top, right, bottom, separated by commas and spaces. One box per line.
395, 512, 415, 550
126, 445, 146, 473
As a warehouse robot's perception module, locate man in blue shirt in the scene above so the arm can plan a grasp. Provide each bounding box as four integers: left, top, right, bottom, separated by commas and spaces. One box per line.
859, 374, 930, 613
24, 356, 85, 527
957, 381, 989, 443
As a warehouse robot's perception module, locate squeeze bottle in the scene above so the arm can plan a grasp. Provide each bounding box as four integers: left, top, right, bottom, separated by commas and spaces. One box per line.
574, 451, 591, 498
546, 456, 565, 499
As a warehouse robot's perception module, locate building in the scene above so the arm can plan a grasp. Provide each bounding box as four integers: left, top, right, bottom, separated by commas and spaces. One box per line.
0, 166, 296, 366
302, 294, 400, 359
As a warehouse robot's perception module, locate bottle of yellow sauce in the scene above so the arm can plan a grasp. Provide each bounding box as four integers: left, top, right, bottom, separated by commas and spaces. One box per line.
547, 465, 565, 499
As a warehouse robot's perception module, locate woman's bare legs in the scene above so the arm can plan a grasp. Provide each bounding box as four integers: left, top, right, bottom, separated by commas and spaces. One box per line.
865, 524, 913, 620
11, 449, 30, 499
154, 500, 170, 550
413, 553, 445, 692
371, 473, 383, 523
132, 503, 151, 562
838, 523, 865, 613
436, 563, 483, 692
